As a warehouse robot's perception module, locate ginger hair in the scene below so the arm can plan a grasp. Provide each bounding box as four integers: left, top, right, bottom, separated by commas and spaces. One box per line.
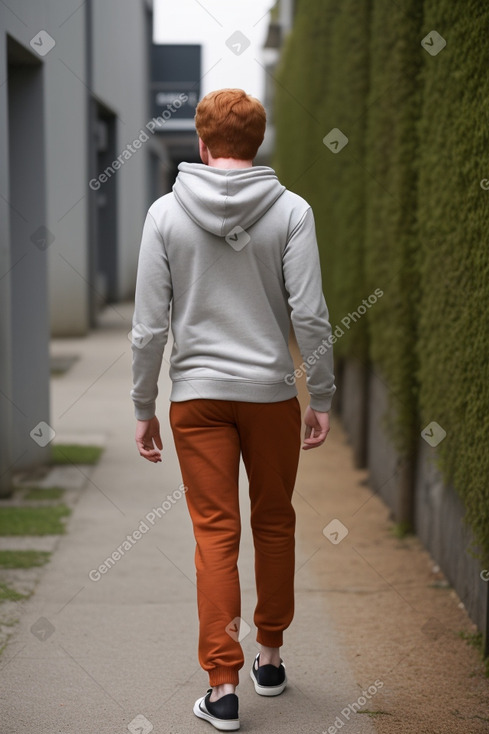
195, 88, 266, 160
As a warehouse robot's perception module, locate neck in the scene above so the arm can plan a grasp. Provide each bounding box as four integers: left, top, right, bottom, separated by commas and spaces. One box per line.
208, 157, 253, 169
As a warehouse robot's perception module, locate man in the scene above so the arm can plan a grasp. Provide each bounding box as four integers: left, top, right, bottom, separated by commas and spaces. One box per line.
131, 88, 335, 731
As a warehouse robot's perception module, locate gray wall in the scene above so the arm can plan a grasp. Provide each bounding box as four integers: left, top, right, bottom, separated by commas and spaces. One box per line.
340, 359, 489, 643
415, 439, 489, 636
0, 23, 14, 494
0, 5, 55, 486
92, 0, 151, 302
367, 368, 405, 517
340, 359, 368, 469
46, 0, 151, 335
8, 51, 50, 472
44, 0, 90, 336
0, 0, 152, 493
1, 0, 151, 330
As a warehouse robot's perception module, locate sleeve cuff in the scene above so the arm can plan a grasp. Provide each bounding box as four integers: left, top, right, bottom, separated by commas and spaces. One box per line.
134, 402, 156, 421
309, 393, 335, 412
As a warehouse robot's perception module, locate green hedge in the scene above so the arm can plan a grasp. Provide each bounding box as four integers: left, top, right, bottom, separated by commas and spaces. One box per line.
364, 0, 423, 454
274, 0, 371, 360
273, 0, 489, 562
416, 0, 489, 562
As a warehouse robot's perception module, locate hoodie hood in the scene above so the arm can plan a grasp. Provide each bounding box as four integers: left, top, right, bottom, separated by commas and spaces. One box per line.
172, 162, 286, 238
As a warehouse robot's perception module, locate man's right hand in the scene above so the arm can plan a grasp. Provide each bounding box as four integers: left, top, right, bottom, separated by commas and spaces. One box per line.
302, 405, 330, 450
135, 416, 163, 463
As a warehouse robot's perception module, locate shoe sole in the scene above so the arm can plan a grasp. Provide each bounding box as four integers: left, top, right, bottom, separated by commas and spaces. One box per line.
193, 697, 240, 731
249, 668, 287, 696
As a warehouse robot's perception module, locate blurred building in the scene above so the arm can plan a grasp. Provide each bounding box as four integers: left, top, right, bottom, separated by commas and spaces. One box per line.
0, 0, 155, 492
149, 43, 201, 187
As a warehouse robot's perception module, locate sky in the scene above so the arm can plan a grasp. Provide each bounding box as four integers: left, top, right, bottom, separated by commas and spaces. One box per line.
153, 0, 276, 100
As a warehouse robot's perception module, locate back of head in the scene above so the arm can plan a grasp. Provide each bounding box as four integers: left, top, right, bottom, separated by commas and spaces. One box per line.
195, 88, 266, 160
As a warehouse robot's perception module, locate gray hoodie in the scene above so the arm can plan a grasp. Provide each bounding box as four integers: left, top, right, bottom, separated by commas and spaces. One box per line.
131, 162, 335, 420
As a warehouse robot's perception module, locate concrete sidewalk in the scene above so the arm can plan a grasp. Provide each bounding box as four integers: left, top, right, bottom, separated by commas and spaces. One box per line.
1, 303, 380, 733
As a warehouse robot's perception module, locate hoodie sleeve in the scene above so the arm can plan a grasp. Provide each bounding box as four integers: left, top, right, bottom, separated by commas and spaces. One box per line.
130, 210, 172, 420
282, 207, 336, 412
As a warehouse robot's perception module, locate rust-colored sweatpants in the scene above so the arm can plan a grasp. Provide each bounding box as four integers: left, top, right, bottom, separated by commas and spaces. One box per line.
169, 397, 301, 687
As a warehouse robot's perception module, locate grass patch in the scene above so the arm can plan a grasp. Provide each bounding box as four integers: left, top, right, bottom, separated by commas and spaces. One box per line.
428, 580, 451, 589
459, 631, 489, 677
459, 630, 483, 649
391, 521, 413, 539
51, 444, 104, 465
0, 506, 71, 535
24, 487, 65, 501
0, 550, 51, 568
0, 583, 28, 603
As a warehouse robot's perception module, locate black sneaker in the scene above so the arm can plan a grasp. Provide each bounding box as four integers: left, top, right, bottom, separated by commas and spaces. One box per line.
193, 688, 239, 731
250, 653, 287, 696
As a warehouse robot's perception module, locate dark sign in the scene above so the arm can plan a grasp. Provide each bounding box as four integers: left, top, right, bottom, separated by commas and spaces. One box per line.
150, 44, 201, 131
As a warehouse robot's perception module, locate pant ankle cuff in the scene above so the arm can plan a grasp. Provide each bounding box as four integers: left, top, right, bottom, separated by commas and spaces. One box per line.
256, 630, 284, 647
208, 667, 240, 687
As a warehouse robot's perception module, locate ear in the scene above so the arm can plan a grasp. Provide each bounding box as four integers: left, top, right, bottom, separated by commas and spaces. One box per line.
198, 138, 209, 164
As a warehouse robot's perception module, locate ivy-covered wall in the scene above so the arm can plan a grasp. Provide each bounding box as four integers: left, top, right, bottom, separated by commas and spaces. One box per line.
363, 0, 423, 456
273, 0, 489, 562
274, 0, 371, 360
415, 0, 489, 562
